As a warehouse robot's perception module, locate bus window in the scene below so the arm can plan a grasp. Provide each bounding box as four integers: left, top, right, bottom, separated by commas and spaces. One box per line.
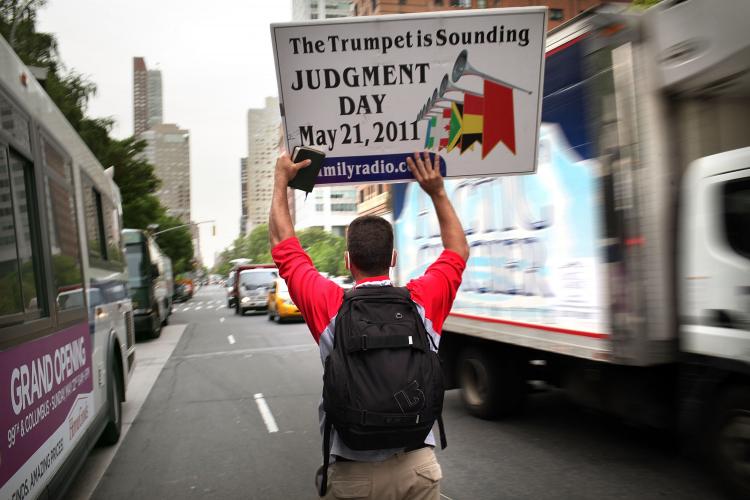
82, 175, 106, 261
103, 195, 123, 265
42, 140, 83, 313
0, 149, 24, 317
0, 147, 44, 320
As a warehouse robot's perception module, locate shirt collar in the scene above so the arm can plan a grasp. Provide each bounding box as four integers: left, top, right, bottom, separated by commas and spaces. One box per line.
355, 275, 392, 288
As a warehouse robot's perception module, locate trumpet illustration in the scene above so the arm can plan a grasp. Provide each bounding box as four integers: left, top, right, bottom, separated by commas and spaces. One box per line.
418, 49, 527, 157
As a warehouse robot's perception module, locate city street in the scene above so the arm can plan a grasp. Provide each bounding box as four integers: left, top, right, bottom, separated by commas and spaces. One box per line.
67, 286, 723, 500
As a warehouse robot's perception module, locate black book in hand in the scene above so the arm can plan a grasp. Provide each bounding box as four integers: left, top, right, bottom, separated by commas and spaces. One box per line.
289, 146, 326, 193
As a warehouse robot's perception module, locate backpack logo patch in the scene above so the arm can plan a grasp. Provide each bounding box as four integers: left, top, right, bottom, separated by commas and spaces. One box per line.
394, 380, 425, 413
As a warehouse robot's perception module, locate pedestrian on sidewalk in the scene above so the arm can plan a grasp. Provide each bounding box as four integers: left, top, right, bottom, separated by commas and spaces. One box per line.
268, 151, 468, 500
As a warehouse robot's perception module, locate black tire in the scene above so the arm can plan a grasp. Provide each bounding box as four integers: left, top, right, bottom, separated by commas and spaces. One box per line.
161, 302, 170, 326
149, 310, 162, 339
710, 385, 750, 499
458, 346, 526, 419
98, 356, 122, 446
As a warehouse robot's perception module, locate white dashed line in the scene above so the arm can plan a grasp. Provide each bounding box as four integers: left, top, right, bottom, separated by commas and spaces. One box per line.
254, 393, 279, 433
227, 335, 236, 345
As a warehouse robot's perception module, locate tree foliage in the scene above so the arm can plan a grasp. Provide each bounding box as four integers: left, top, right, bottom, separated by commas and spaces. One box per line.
0, 1, 194, 272
213, 225, 348, 277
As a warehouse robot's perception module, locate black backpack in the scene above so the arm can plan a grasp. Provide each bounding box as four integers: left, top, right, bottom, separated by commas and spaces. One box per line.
318, 286, 446, 496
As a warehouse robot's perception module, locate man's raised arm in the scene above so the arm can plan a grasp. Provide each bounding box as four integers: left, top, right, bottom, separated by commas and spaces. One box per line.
406, 152, 470, 261
269, 153, 311, 247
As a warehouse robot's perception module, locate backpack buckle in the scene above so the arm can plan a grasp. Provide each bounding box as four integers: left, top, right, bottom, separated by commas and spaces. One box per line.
361, 335, 368, 351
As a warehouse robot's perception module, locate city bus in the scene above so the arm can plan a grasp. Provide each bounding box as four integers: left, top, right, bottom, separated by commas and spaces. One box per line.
0, 34, 135, 499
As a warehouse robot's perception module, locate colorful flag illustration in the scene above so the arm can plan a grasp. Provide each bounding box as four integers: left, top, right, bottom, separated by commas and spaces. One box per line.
461, 93, 484, 152
447, 102, 463, 152
482, 79, 516, 157
424, 116, 437, 149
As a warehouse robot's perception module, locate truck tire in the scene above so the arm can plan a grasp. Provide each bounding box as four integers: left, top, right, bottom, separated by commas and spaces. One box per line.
161, 301, 170, 326
710, 385, 750, 499
149, 309, 162, 339
98, 355, 122, 446
458, 346, 526, 419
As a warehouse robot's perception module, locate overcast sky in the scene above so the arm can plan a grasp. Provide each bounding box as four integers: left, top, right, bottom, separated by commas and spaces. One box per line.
37, 0, 293, 268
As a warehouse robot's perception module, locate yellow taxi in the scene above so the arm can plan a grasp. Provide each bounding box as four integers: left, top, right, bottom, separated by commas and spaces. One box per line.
267, 278, 302, 322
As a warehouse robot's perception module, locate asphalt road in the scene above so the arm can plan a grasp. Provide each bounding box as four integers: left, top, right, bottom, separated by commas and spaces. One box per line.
68, 285, 723, 500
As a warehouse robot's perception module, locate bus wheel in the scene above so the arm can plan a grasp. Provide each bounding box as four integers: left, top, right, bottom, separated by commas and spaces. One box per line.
711, 385, 750, 499
98, 357, 122, 446
458, 346, 526, 420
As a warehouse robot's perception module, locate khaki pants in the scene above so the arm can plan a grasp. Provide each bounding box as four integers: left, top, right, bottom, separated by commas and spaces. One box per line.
321, 447, 442, 500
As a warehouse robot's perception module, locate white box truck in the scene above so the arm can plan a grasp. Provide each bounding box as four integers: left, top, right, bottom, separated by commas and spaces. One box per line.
393, 1, 750, 495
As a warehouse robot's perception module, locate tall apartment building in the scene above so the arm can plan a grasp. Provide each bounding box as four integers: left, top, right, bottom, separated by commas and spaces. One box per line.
133, 57, 149, 137
147, 69, 163, 128
245, 97, 281, 232
140, 123, 191, 223
133, 57, 164, 135
352, 0, 619, 216
239, 157, 248, 236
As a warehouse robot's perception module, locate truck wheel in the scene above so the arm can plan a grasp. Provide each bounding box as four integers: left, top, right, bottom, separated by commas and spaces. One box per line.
161, 301, 170, 326
149, 311, 162, 339
98, 356, 122, 446
711, 385, 750, 499
458, 346, 526, 419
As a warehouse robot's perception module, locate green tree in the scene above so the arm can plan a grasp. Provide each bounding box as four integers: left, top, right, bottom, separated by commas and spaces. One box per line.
153, 216, 195, 274
297, 227, 347, 276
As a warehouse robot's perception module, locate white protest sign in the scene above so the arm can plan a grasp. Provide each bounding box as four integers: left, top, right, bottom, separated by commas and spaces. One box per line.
271, 7, 547, 185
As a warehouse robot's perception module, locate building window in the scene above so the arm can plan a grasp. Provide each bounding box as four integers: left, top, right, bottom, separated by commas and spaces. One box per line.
332, 203, 356, 212
550, 8, 564, 21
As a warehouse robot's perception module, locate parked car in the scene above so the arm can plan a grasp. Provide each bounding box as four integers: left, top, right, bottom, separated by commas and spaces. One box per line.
235, 266, 278, 315
173, 282, 190, 303
225, 271, 236, 308
267, 278, 301, 322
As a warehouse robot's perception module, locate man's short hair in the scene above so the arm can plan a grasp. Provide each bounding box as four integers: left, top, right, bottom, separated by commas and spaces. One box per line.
347, 215, 393, 276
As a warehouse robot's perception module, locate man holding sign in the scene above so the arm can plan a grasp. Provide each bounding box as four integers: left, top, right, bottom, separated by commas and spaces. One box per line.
269, 152, 468, 499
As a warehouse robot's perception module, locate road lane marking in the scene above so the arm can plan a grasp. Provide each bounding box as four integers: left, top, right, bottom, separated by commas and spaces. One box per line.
227, 334, 236, 344
175, 343, 314, 360
254, 393, 279, 433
